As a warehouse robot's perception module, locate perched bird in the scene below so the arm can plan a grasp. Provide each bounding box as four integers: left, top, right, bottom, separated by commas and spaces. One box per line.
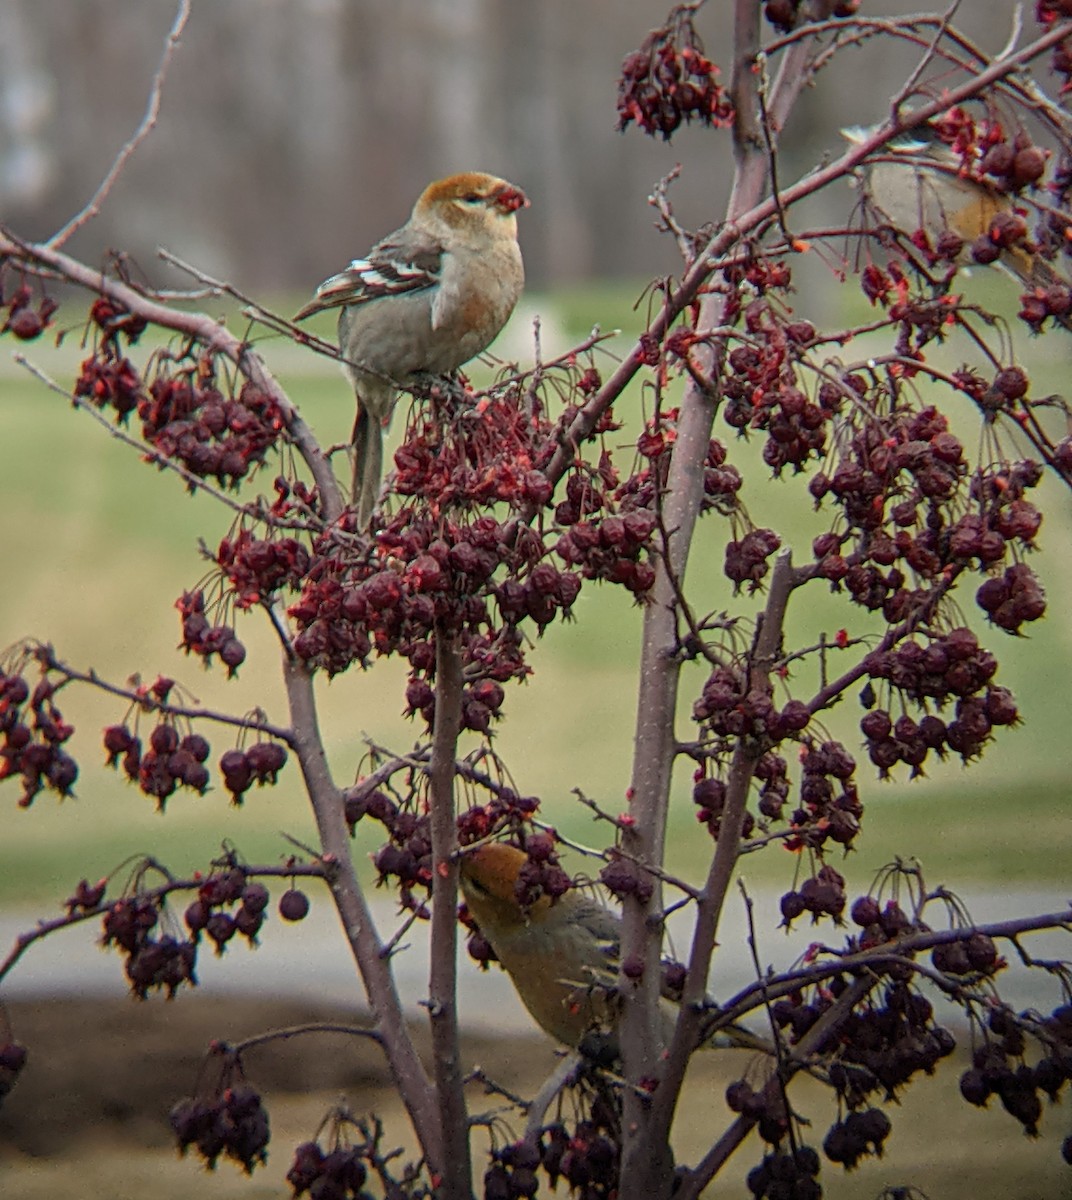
459, 842, 764, 1059
843, 125, 1066, 294
296, 172, 528, 525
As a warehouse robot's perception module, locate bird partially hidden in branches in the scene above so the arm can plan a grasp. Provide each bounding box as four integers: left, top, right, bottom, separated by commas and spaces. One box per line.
459, 842, 769, 1061
843, 123, 1072, 308
295, 172, 528, 526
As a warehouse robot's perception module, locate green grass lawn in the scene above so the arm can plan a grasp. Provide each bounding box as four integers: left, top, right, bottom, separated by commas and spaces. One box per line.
0, 284, 1069, 911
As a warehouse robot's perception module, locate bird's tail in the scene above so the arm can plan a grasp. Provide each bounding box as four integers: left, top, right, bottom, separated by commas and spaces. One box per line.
352, 404, 384, 528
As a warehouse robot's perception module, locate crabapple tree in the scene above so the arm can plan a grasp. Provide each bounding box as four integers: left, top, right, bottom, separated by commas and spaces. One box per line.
3, 2, 1072, 1200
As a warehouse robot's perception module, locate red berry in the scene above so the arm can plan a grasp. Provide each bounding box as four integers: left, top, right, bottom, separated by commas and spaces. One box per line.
279, 888, 310, 922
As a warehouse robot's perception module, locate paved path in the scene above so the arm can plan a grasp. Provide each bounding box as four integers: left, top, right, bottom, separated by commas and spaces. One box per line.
1, 886, 1067, 1033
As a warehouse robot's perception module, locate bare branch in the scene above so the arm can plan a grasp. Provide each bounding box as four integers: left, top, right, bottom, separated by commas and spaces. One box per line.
47, 0, 192, 251
426, 628, 471, 1200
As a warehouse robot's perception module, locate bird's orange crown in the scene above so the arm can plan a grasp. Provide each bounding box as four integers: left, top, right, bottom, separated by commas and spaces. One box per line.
417, 172, 529, 217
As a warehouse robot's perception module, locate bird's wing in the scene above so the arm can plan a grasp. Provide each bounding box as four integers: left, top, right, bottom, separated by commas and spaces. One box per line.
558, 896, 622, 990
294, 226, 444, 321
840, 124, 934, 155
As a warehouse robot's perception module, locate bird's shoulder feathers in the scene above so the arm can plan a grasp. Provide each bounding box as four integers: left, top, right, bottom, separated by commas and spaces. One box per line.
295, 225, 444, 320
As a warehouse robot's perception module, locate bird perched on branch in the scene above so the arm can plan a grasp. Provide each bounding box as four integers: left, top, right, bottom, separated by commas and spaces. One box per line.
296, 172, 528, 526
843, 124, 1069, 297
459, 842, 765, 1059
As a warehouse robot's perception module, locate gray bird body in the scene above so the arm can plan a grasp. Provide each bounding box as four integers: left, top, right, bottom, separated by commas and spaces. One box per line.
296, 173, 526, 526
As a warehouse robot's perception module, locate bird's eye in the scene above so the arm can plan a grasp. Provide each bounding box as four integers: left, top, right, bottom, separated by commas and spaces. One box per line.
459, 193, 484, 205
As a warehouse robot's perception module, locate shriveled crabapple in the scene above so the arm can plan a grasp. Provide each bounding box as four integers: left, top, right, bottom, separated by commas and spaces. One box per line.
616, 7, 733, 140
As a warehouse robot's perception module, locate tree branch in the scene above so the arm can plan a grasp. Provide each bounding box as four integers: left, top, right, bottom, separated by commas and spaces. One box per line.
426, 628, 471, 1200
280, 654, 443, 1171
47, 0, 191, 250
0, 228, 345, 521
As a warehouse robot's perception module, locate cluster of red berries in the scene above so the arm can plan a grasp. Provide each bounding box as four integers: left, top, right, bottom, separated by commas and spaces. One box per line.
744, 1145, 821, 1200
832, 981, 957, 1101
822, 1107, 892, 1170
779, 864, 847, 926
88, 295, 147, 344
786, 741, 862, 852
291, 506, 581, 734
290, 511, 541, 682
484, 1139, 544, 1200
971, 211, 1033, 273
960, 1002, 1072, 1149
847, 894, 919, 954
552, 445, 668, 593
811, 405, 963, 540
0, 1040, 28, 1113
74, 351, 143, 417
723, 1081, 790, 1145
347, 781, 538, 919
170, 1081, 270, 1174
184, 867, 274, 951
692, 774, 753, 840
723, 312, 834, 476
142, 371, 284, 487
493, 562, 585, 627
1019, 280, 1072, 330
950, 501, 1037, 566
504, 835, 571, 910
599, 850, 655, 905
930, 107, 1047, 194
976, 562, 1047, 632
102, 722, 211, 809
218, 741, 289, 804
454, 790, 540, 845
616, 12, 733, 141
101, 894, 197, 999
980, 134, 1049, 192
724, 527, 781, 591
863, 627, 1014, 766
372, 807, 433, 917
286, 1139, 372, 1198
930, 929, 1001, 978
0, 671, 78, 807
692, 664, 812, 745
764, 0, 860, 32
0, 280, 57, 341
176, 589, 248, 676
217, 528, 311, 610
699, 437, 745, 512
539, 1112, 620, 1199
406, 672, 508, 735
754, 751, 790, 821
555, 498, 657, 597
394, 382, 554, 512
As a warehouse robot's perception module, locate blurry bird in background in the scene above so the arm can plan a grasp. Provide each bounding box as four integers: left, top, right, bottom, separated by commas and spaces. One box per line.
842, 124, 1070, 296
296, 172, 528, 526
459, 842, 767, 1060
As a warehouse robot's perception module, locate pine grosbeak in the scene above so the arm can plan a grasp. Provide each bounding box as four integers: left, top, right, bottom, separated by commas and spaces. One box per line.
460, 843, 765, 1058
296, 172, 528, 525
843, 125, 1068, 294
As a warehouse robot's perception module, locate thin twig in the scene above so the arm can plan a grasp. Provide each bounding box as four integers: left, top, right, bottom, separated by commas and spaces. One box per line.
40, 648, 294, 742
13, 353, 262, 521
0, 860, 328, 986
48, 0, 191, 250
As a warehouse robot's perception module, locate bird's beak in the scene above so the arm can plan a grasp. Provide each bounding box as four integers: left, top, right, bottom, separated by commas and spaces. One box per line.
494, 185, 529, 214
